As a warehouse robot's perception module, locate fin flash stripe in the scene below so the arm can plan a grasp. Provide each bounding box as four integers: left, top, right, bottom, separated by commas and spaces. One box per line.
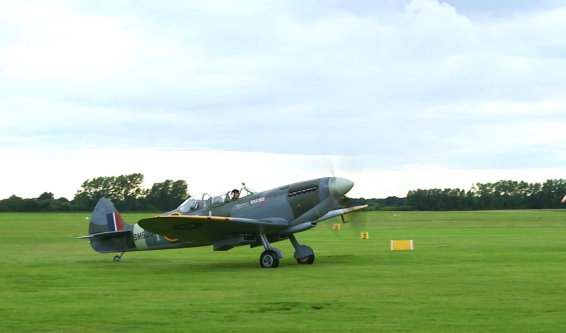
106, 212, 125, 231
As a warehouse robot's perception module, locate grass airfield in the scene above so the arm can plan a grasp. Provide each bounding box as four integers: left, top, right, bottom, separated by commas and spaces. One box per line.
1, 210, 566, 332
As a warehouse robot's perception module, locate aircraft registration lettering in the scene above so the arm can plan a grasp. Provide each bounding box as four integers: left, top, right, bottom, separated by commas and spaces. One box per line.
133, 230, 155, 241
133, 224, 149, 250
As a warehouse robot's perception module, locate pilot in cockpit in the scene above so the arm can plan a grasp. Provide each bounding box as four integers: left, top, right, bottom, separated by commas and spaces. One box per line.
231, 189, 240, 201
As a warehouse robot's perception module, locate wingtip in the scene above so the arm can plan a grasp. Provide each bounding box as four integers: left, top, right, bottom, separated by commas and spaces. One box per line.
351, 204, 368, 211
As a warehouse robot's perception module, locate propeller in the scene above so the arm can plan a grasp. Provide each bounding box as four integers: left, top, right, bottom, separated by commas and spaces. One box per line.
325, 154, 360, 209
328, 177, 367, 232
321, 155, 369, 236
319, 205, 369, 238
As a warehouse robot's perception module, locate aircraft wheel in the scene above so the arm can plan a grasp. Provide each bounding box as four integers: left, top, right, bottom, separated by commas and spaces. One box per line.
113, 255, 121, 262
260, 250, 280, 268
296, 254, 315, 265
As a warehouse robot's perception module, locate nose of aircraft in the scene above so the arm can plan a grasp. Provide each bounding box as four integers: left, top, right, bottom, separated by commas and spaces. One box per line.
328, 177, 354, 198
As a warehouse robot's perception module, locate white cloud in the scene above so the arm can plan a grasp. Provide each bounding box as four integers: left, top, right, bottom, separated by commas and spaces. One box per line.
1, 0, 566, 199
0, 1, 144, 80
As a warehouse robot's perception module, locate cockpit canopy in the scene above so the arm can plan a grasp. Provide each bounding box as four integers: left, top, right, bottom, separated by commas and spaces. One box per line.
176, 184, 257, 212
177, 193, 211, 213
210, 185, 257, 206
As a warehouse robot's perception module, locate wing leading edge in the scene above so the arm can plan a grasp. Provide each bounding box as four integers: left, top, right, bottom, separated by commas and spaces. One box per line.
138, 215, 288, 243
315, 204, 368, 222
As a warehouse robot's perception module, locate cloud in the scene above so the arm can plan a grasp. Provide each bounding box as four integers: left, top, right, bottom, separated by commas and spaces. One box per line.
0, 0, 565, 198
0, 1, 143, 80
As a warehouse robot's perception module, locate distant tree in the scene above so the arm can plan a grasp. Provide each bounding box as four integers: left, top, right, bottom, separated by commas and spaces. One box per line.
23, 199, 41, 212
112, 174, 147, 211
145, 179, 189, 211
39, 199, 53, 211
72, 173, 147, 211
37, 192, 54, 201
2, 195, 25, 212
59, 202, 72, 211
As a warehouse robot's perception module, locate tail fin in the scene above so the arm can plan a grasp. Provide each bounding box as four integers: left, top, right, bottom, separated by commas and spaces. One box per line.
89, 197, 131, 234
78, 198, 135, 253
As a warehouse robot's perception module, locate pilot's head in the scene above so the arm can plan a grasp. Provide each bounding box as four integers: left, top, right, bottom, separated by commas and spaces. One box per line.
232, 189, 240, 199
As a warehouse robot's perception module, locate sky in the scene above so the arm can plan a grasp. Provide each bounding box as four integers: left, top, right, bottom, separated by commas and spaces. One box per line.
1, 0, 565, 200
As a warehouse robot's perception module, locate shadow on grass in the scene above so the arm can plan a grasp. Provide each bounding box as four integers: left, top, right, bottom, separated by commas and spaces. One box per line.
246, 301, 334, 313
72, 253, 365, 273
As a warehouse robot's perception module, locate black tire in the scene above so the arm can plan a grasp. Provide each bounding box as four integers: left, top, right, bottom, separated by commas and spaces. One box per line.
260, 250, 280, 268
113, 255, 121, 262
296, 253, 315, 265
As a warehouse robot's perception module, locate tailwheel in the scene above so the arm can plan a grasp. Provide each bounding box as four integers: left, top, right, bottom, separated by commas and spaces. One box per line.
260, 250, 280, 268
296, 253, 315, 265
113, 252, 124, 262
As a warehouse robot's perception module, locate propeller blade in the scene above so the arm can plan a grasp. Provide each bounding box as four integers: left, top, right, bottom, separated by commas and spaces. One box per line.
319, 205, 369, 238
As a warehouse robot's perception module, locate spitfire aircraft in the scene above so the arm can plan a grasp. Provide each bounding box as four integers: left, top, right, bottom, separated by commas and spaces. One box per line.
78, 177, 367, 268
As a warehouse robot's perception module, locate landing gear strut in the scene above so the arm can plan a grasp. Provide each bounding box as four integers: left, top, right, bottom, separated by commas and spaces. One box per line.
113, 252, 124, 262
256, 233, 315, 267
288, 234, 315, 265
258, 233, 283, 268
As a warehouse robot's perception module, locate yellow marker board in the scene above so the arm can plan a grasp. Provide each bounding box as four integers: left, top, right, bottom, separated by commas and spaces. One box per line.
390, 240, 413, 251
361, 232, 369, 239
332, 223, 341, 230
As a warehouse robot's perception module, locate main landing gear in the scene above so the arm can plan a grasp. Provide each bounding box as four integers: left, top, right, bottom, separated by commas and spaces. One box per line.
257, 233, 315, 268
113, 252, 124, 262
258, 234, 283, 268
289, 234, 315, 265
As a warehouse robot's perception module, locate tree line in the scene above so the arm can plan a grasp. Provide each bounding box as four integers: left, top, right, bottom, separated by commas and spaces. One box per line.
1, 174, 565, 212
350, 179, 566, 211
0, 173, 189, 212
404, 179, 566, 211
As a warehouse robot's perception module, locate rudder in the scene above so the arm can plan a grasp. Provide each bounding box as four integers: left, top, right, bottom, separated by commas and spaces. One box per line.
89, 197, 131, 235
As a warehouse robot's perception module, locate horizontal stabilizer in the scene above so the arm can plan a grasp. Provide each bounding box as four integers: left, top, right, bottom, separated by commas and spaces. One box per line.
77, 230, 130, 239
316, 204, 368, 222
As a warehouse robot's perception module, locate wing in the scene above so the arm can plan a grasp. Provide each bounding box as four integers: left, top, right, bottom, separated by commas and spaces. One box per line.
315, 204, 368, 222
137, 215, 288, 243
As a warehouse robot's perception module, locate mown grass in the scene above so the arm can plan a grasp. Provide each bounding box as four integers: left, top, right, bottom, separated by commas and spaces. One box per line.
1, 210, 565, 332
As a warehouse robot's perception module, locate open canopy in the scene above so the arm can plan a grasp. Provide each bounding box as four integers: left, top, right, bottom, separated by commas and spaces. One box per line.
176, 184, 257, 212
177, 193, 211, 213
